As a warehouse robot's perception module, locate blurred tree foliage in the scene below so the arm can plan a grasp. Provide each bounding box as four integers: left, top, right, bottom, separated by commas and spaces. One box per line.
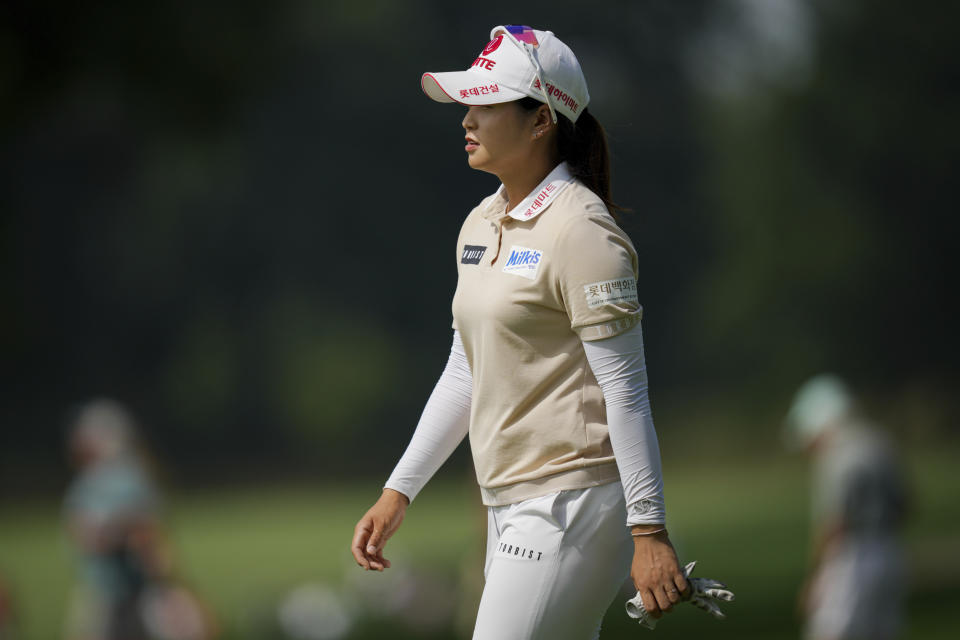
685, 0, 957, 407
1, 0, 955, 489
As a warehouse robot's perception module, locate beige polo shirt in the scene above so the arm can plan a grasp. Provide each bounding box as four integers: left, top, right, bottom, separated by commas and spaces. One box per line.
452, 163, 642, 506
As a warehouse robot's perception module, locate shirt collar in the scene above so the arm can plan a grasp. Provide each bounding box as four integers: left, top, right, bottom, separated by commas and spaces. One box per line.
484, 162, 574, 221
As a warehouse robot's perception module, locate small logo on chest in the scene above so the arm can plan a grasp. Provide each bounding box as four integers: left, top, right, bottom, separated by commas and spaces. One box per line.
501, 245, 543, 280
461, 244, 487, 265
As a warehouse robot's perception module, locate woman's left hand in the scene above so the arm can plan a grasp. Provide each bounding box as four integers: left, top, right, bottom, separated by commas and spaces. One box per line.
629, 527, 689, 619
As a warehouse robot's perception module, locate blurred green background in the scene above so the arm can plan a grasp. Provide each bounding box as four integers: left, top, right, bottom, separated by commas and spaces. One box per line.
1, 0, 957, 638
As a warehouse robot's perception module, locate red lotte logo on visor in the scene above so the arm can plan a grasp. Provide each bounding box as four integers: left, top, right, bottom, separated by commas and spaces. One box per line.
481, 35, 503, 56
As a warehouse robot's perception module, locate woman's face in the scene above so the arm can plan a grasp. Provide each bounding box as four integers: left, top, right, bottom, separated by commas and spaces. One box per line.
461, 102, 538, 176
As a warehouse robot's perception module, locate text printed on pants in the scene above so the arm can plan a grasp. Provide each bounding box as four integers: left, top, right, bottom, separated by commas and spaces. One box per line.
497, 541, 543, 561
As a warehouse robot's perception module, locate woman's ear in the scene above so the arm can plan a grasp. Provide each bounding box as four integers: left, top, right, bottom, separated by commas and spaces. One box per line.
531, 104, 555, 140
534, 104, 553, 131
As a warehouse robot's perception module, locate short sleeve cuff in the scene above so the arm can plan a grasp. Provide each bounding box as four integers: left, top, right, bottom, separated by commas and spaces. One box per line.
575, 311, 642, 342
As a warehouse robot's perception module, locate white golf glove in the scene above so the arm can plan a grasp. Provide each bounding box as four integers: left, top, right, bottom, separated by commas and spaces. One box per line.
684, 561, 735, 619
624, 594, 659, 630
625, 561, 735, 630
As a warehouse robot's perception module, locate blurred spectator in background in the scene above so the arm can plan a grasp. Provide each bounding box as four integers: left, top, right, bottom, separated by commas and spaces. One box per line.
63, 398, 216, 640
0, 570, 16, 638
785, 374, 909, 640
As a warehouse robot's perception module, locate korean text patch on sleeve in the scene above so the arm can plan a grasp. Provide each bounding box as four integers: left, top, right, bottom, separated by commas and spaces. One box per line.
583, 277, 638, 309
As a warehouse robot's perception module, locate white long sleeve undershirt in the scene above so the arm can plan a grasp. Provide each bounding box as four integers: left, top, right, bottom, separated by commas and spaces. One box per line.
384, 325, 666, 526
581, 323, 666, 525
383, 331, 472, 502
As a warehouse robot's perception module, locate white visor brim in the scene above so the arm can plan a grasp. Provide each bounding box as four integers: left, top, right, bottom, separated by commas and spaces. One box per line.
421, 70, 528, 105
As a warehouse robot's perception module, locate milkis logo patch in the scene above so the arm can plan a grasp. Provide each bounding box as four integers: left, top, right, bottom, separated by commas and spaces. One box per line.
461, 244, 486, 265
502, 245, 543, 280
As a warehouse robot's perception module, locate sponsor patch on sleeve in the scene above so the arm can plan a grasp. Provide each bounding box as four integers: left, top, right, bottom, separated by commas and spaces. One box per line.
584, 277, 638, 309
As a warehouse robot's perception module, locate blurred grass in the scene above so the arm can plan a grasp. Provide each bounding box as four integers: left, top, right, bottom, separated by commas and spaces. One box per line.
1, 445, 957, 639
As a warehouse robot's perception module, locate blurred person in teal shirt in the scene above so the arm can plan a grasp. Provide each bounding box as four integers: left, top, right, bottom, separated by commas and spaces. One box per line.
785, 375, 909, 640
63, 398, 166, 640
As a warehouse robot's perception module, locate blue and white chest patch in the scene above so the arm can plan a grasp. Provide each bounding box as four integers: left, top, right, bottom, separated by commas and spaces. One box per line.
501, 245, 543, 280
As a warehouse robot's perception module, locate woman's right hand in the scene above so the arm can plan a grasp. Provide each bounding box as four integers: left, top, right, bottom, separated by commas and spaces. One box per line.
629, 527, 689, 618
350, 488, 409, 571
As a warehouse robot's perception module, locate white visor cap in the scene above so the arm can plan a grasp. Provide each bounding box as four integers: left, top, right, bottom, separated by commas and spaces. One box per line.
421, 25, 590, 123
783, 374, 853, 449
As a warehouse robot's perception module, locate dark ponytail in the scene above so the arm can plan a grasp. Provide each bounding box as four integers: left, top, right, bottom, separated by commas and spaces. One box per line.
518, 97, 624, 215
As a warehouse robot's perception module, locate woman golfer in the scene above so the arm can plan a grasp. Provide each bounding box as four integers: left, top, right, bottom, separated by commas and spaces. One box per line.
352, 25, 728, 638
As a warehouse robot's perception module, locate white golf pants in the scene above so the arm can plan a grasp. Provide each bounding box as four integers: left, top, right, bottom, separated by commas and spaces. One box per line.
472, 482, 633, 640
